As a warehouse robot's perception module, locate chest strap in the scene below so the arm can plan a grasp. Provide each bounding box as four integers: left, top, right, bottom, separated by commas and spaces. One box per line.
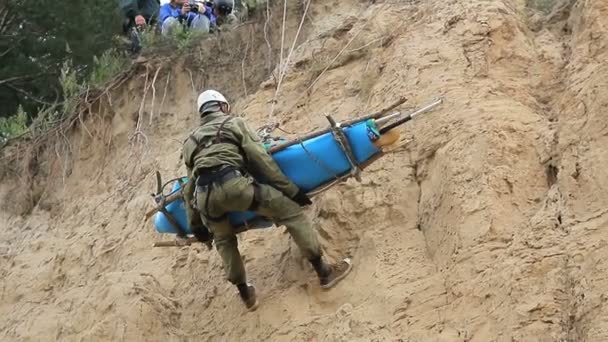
186, 117, 237, 169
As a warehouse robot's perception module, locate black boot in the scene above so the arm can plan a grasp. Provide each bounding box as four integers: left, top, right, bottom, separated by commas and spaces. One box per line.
237, 283, 259, 311
310, 256, 353, 289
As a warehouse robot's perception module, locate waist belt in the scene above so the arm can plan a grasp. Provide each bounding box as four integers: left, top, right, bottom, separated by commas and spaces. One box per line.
195, 165, 261, 222
196, 166, 241, 189
196, 166, 241, 222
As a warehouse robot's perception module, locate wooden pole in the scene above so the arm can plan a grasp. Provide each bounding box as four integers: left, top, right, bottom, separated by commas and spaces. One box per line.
144, 190, 183, 220
267, 97, 408, 153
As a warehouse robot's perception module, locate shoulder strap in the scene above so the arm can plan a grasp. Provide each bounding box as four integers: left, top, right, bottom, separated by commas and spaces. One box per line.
215, 117, 233, 143
186, 117, 244, 169
214, 116, 249, 165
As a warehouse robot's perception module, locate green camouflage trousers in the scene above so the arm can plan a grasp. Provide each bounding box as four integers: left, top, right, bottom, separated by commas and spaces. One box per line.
196, 174, 321, 285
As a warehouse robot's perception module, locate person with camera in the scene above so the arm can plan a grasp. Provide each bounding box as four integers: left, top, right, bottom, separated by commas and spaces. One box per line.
159, 0, 213, 36
208, 0, 238, 30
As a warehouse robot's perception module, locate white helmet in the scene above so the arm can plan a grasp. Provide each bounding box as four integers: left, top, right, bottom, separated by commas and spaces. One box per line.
197, 90, 229, 113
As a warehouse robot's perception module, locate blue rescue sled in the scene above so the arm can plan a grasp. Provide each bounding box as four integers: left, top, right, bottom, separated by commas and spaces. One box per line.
154, 120, 380, 234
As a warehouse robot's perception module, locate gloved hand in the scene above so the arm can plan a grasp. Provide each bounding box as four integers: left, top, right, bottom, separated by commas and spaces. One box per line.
292, 189, 312, 206
193, 227, 213, 250
192, 224, 214, 244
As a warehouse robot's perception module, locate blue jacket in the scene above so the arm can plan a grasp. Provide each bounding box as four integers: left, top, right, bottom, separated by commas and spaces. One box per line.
159, 3, 216, 26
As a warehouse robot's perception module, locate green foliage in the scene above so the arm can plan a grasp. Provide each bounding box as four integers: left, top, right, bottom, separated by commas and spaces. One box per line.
167, 25, 208, 54
139, 26, 163, 50
0, 106, 28, 142
0, 47, 132, 144
7, 50, 130, 138
28, 105, 61, 137
59, 61, 83, 120
89, 49, 129, 88
0, 0, 215, 141
136, 24, 209, 55
0, 0, 123, 119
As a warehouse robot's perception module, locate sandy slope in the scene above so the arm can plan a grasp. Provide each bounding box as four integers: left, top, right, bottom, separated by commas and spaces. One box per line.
3, 0, 608, 340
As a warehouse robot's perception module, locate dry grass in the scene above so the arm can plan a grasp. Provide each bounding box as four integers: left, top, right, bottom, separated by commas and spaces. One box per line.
527, 0, 559, 14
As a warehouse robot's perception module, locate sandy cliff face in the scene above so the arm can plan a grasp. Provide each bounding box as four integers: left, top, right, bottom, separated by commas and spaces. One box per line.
2, 0, 608, 341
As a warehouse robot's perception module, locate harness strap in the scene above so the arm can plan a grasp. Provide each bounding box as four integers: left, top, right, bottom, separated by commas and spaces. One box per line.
186, 117, 236, 169
187, 116, 258, 222
215, 117, 232, 143
186, 116, 252, 171
248, 182, 262, 211
199, 170, 262, 222
204, 184, 224, 221
326, 114, 362, 181
199, 165, 240, 222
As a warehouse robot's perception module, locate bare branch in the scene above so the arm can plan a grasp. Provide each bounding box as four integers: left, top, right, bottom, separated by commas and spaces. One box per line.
241, 28, 251, 97
159, 71, 171, 113
0, 6, 19, 38
263, 0, 273, 71
78, 87, 93, 138
5, 83, 57, 106
149, 66, 162, 126
131, 68, 150, 146
0, 74, 37, 86
187, 68, 196, 97
0, 7, 12, 35
0, 37, 23, 58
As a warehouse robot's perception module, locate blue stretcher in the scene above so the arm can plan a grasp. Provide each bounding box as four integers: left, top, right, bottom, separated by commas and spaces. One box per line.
154, 120, 380, 234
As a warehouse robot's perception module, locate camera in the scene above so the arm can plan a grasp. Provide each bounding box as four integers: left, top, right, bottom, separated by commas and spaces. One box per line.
188, 0, 200, 13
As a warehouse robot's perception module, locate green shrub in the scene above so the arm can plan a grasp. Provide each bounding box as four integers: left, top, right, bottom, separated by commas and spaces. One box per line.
139, 26, 162, 49
0, 106, 29, 143
89, 49, 129, 88
60, 61, 82, 119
